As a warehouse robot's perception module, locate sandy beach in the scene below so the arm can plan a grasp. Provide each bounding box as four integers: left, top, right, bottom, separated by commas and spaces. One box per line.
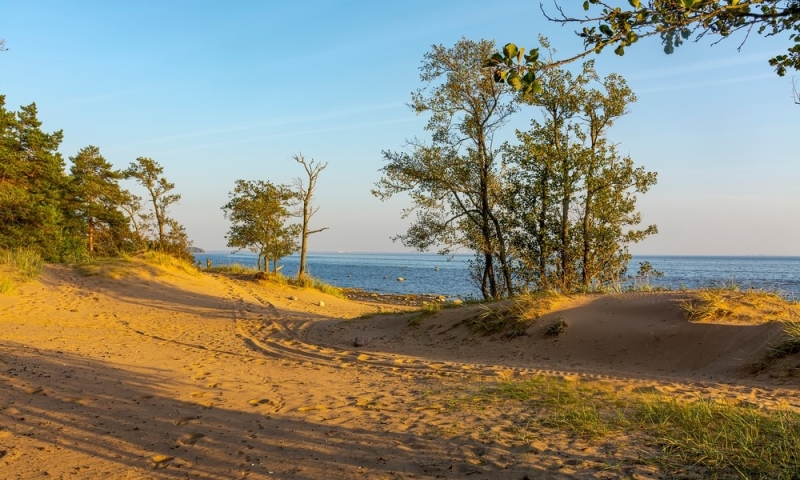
1, 259, 798, 479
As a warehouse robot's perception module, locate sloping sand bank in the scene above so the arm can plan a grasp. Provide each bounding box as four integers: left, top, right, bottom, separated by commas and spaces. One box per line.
1, 263, 797, 479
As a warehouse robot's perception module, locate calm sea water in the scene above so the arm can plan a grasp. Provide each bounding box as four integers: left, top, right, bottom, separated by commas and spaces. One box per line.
194, 252, 799, 299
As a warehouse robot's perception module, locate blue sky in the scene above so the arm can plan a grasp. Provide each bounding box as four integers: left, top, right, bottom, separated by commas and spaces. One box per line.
2, 1, 798, 255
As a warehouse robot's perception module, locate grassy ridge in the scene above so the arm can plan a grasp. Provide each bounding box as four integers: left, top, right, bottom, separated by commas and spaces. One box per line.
460, 376, 800, 478
205, 263, 344, 298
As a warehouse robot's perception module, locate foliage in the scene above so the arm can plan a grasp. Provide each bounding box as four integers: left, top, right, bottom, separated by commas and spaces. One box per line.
374, 38, 517, 300
67, 146, 132, 256
293, 153, 329, 280
486, 2, 800, 93
636, 260, 664, 278
124, 157, 191, 260
221, 179, 300, 273
501, 60, 657, 292
0, 96, 68, 261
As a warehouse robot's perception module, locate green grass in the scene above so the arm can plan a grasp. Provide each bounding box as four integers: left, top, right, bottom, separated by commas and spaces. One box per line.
467, 291, 567, 338
468, 376, 800, 478
0, 248, 45, 293
205, 263, 258, 275
0, 276, 14, 294
681, 284, 798, 324
250, 271, 344, 298
1, 247, 44, 280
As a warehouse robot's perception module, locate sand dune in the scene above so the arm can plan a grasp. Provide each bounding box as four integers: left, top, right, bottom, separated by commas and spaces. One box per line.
1, 262, 797, 478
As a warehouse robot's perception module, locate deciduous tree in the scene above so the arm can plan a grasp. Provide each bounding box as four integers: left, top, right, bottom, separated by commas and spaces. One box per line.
502, 61, 657, 292
221, 180, 299, 273
375, 38, 516, 300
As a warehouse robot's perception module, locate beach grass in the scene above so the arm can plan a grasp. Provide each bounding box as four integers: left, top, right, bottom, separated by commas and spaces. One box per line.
75, 251, 198, 279
249, 270, 345, 298
681, 284, 799, 324
457, 376, 800, 478
468, 290, 567, 337
205, 263, 258, 275
0, 247, 44, 293
1, 247, 44, 280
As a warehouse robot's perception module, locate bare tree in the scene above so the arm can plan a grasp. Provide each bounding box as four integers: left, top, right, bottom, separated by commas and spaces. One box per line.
293, 153, 328, 280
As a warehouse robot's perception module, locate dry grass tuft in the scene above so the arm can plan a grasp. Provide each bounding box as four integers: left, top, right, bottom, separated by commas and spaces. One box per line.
252, 271, 344, 298
542, 315, 567, 337
468, 291, 567, 338
0, 248, 45, 294
75, 252, 198, 280
681, 286, 799, 324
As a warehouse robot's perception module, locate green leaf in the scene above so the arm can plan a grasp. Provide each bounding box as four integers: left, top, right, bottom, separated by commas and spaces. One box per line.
681, 0, 694, 7
503, 43, 518, 59
507, 71, 522, 91
532, 80, 543, 94
599, 24, 614, 37
524, 49, 539, 64
522, 70, 537, 85
614, 45, 625, 56
664, 43, 675, 54
628, 0, 640, 7
583, 1, 589, 10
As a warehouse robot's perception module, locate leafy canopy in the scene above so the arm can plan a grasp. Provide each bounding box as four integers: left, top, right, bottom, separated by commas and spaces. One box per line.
221, 180, 299, 273
486, 1, 800, 92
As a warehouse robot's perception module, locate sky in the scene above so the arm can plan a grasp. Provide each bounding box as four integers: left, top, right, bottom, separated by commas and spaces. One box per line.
1, 1, 798, 255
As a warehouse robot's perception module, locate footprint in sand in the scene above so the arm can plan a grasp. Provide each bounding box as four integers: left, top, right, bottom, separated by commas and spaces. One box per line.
177, 433, 205, 446
173, 416, 199, 426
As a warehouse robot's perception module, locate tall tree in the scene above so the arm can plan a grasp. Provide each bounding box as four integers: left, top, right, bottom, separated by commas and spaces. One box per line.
0, 97, 68, 260
124, 157, 181, 253
374, 38, 516, 300
292, 153, 329, 280
502, 61, 657, 292
68, 146, 130, 255
221, 180, 300, 273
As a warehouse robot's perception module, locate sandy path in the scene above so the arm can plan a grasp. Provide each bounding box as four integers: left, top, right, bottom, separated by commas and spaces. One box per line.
1, 264, 798, 479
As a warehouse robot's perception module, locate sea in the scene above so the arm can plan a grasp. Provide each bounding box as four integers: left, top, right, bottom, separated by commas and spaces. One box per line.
194, 252, 800, 300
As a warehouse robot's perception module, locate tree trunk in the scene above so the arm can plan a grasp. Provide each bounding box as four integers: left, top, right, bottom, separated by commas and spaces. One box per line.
299, 197, 309, 279
582, 191, 593, 289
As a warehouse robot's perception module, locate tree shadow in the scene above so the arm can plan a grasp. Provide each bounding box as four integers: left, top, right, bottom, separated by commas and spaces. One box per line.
1, 342, 572, 478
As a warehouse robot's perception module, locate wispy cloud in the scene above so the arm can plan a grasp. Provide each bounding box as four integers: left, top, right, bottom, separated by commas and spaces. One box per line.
142, 116, 417, 156
56, 88, 154, 106
627, 50, 780, 81
637, 72, 776, 94
144, 102, 406, 145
